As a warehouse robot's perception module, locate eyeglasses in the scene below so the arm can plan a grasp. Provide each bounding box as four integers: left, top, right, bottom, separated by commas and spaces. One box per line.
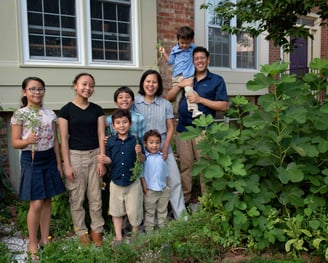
27, 87, 46, 94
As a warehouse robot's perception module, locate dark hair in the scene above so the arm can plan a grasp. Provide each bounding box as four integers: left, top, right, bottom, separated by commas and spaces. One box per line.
177, 26, 194, 40
113, 86, 135, 102
143, 129, 161, 143
111, 109, 131, 123
21, 77, 45, 107
72, 72, 95, 85
138, 70, 163, 97
193, 46, 210, 58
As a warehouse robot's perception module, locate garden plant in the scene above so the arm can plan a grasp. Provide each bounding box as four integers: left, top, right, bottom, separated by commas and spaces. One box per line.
2, 60, 328, 262
181, 58, 328, 260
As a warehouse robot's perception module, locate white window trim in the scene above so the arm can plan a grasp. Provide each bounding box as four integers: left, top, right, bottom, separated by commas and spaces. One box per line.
194, 1, 269, 96
19, 0, 139, 68
86, 0, 139, 68
194, 0, 268, 73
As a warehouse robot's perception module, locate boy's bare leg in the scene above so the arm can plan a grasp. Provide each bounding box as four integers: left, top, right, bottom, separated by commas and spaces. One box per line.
112, 216, 123, 240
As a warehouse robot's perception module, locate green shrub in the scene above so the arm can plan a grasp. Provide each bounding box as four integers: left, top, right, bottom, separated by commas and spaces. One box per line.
182, 59, 328, 259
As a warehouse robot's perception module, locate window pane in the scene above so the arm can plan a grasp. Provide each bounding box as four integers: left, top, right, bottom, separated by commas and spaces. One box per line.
208, 27, 230, 67
207, 0, 230, 67
236, 33, 256, 69
27, 0, 77, 60
90, 0, 132, 62
207, 0, 257, 69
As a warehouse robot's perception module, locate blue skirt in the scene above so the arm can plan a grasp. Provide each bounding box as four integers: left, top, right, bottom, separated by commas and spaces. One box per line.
19, 148, 66, 201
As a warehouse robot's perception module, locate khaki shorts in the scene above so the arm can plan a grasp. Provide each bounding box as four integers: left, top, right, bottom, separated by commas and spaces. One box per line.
109, 180, 143, 226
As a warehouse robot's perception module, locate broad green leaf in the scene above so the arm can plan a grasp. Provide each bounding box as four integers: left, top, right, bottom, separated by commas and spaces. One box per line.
218, 154, 232, 168
212, 179, 227, 191
291, 144, 306, 156
286, 162, 304, 183
301, 143, 318, 157
319, 103, 328, 113
233, 210, 248, 225
231, 160, 247, 176
204, 165, 224, 179
224, 193, 239, 212
309, 220, 321, 230
247, 207, 260, 217
313, 238, 325, 249
245, 174, 260, 193
246, 73, 272, 91
284, 107, 307, 124
303, 208, 312, 217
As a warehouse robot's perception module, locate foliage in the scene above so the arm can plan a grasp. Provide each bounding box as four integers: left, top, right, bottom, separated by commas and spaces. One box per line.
0, 242, 12, 263
2, 208, 321, 262
181, 59, 328, 259
200, 0, 328, 52
130, 134, 144, 181
16, 192, 73, 238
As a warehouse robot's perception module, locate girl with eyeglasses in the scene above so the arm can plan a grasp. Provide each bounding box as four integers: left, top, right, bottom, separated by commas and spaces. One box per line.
11, 77, 66, 261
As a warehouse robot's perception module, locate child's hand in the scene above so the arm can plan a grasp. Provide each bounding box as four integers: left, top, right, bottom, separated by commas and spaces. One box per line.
104, 135, 109, 146
27, 132, 38, 145
135, 144, 142, 154
159, 46, 165, 54
98, 154, 111, 165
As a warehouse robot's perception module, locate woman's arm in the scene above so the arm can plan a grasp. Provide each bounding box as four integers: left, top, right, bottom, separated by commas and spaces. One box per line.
97, 115, 106, 176
162, 118, 175, 160
58, 117, 75, 180
52, 121, 62, 175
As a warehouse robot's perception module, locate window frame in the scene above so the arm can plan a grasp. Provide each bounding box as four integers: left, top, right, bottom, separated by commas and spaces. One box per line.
206, 0, 258, 70
20, 0, 138, 67
86, 0, 138, 67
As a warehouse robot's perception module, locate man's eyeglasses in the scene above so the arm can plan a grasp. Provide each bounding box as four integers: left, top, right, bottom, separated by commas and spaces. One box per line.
27, 87, 46, 94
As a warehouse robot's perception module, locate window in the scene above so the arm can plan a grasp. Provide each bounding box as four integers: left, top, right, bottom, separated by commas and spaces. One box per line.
22, 0, 133, 65
90, 0, 132, 62
26, 0, 77, 61
207, 0, 257, 69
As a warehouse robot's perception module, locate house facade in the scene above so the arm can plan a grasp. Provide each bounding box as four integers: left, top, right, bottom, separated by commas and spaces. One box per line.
0, 0, 326, 191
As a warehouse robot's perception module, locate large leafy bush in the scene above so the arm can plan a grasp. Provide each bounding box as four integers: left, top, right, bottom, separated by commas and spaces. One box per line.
182, 59, 328, 259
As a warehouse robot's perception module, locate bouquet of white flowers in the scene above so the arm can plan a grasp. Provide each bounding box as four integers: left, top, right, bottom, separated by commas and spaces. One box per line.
13, 106, 41, 161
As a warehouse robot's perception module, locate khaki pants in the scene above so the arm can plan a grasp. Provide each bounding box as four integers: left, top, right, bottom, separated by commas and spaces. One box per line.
175, 133, 205, 203
172, 76, 198, 114
66, 149, 104, 236
144, 187, 170, 232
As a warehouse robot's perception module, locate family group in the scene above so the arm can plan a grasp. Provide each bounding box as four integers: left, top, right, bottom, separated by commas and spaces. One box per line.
10, 26, 228, 261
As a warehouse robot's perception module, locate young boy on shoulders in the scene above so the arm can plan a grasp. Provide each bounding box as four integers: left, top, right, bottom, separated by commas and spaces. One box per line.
98, 109, 145, 244
160, 26, 202, 118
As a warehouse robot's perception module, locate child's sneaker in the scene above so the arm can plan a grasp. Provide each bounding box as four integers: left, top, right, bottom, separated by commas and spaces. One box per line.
192, 110, 203, 118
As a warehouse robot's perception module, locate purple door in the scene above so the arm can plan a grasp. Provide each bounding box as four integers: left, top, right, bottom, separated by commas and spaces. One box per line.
290, 37, 308, 76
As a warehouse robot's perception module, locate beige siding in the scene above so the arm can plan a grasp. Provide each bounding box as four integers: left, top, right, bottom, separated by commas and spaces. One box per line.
0, 0, 158, 111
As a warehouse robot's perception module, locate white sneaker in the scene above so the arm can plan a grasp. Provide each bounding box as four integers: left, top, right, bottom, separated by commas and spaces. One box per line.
192, 110, 203, 118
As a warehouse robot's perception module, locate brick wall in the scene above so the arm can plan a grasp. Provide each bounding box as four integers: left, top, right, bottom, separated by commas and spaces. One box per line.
0, 113, 11, 181
269, 40, 281, 63
321, 22, 328, 59
157, 0, 194, 95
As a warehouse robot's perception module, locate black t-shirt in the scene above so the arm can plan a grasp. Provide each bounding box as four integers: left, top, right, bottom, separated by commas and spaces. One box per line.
59, 102, 104, 150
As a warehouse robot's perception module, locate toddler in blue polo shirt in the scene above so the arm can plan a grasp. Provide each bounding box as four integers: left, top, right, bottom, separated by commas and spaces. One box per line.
140, 129, 170, 232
